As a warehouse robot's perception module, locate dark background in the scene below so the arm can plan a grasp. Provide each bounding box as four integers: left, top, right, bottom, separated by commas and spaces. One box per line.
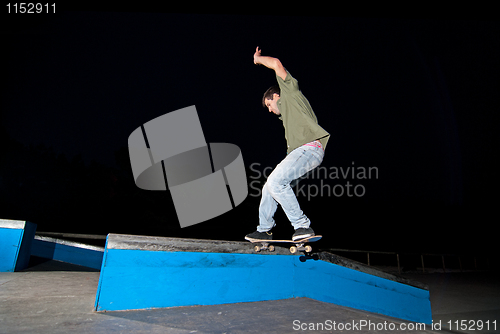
1, 5, 498, 256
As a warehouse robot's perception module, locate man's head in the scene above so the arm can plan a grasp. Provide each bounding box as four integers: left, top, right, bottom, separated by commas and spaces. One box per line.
262, 86, 281, 115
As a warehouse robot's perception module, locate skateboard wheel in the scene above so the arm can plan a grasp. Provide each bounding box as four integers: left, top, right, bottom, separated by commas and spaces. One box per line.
305, 245, 312, 253
254, 245, 261, 252
268, 245, 275, 252
290, 246, 297, 254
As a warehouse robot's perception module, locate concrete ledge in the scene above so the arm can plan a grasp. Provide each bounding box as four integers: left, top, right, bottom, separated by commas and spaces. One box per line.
0, 219, 37, 272
316, 252, 428, 290
105, 234, 427, 290
95, 234, 432, 324
31, 236, 104, 270
106, 233, 293, 255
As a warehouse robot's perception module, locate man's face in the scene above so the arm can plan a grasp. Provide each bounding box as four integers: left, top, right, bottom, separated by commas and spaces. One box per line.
264, 94, 280, 115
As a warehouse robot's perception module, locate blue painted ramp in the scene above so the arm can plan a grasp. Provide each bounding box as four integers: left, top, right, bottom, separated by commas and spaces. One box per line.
295, 255, 431, 323
0, 219, 37, 272
31, 236, 104, 270
94, 234, 432, 324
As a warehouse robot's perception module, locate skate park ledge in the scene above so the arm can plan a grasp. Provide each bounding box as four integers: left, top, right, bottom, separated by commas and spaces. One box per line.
0, 219, 37, 272
94, 234, 432, 324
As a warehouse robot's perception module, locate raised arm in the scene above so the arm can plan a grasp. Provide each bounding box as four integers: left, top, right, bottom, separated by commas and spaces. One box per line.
253, 47, 287, 81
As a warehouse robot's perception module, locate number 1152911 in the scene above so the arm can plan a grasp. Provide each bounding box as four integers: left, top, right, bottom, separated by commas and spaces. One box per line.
7, 3, 55, 13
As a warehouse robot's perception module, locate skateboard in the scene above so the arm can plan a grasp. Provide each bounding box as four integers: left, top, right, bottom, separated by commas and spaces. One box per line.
245, 235, 322, 254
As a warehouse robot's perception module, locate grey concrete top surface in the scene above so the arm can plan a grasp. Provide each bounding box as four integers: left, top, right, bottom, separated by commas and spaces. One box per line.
106, 234, 428, 290
0, 219, 27, 229
106, 233, 285, 254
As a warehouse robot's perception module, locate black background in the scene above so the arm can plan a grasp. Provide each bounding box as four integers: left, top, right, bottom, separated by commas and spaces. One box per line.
1, 5, 498, 256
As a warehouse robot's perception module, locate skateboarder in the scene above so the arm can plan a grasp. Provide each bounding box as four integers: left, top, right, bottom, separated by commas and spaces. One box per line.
246, 47, 330, 242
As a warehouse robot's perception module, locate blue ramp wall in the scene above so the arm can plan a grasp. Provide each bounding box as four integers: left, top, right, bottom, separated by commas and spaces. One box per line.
31, 236, 104, 270
0, 219, 37, 272
295, 257, 432, 324
96, 250, 295, 311
95, 234, 432, 324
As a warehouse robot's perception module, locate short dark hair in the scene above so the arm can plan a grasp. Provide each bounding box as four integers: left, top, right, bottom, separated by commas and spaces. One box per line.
262, 86, 280, 107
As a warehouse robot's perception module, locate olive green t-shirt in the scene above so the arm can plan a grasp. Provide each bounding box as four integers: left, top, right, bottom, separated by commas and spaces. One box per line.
276, 71, 330, 154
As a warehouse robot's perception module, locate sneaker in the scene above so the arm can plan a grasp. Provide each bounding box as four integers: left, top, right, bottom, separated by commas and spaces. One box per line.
245, 230, 272, 241
292, 227, 315, 241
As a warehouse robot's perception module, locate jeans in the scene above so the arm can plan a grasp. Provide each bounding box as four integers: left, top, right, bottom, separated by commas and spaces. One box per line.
257, 144, 324, 232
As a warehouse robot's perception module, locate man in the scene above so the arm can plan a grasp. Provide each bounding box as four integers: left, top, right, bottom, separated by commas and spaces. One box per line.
245, 47, 330, 242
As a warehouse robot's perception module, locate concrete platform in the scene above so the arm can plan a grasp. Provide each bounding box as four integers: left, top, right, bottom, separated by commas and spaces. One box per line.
1, 260, 499, 333
0, 260, 439, 334
1, 234, 499, 334
94, 234, 431, 323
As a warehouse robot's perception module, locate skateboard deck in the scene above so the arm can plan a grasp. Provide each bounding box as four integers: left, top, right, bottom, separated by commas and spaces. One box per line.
245, 235, 322, 253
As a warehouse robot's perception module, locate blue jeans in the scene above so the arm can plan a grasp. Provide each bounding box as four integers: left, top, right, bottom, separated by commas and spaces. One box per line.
258, 144, 324, 232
